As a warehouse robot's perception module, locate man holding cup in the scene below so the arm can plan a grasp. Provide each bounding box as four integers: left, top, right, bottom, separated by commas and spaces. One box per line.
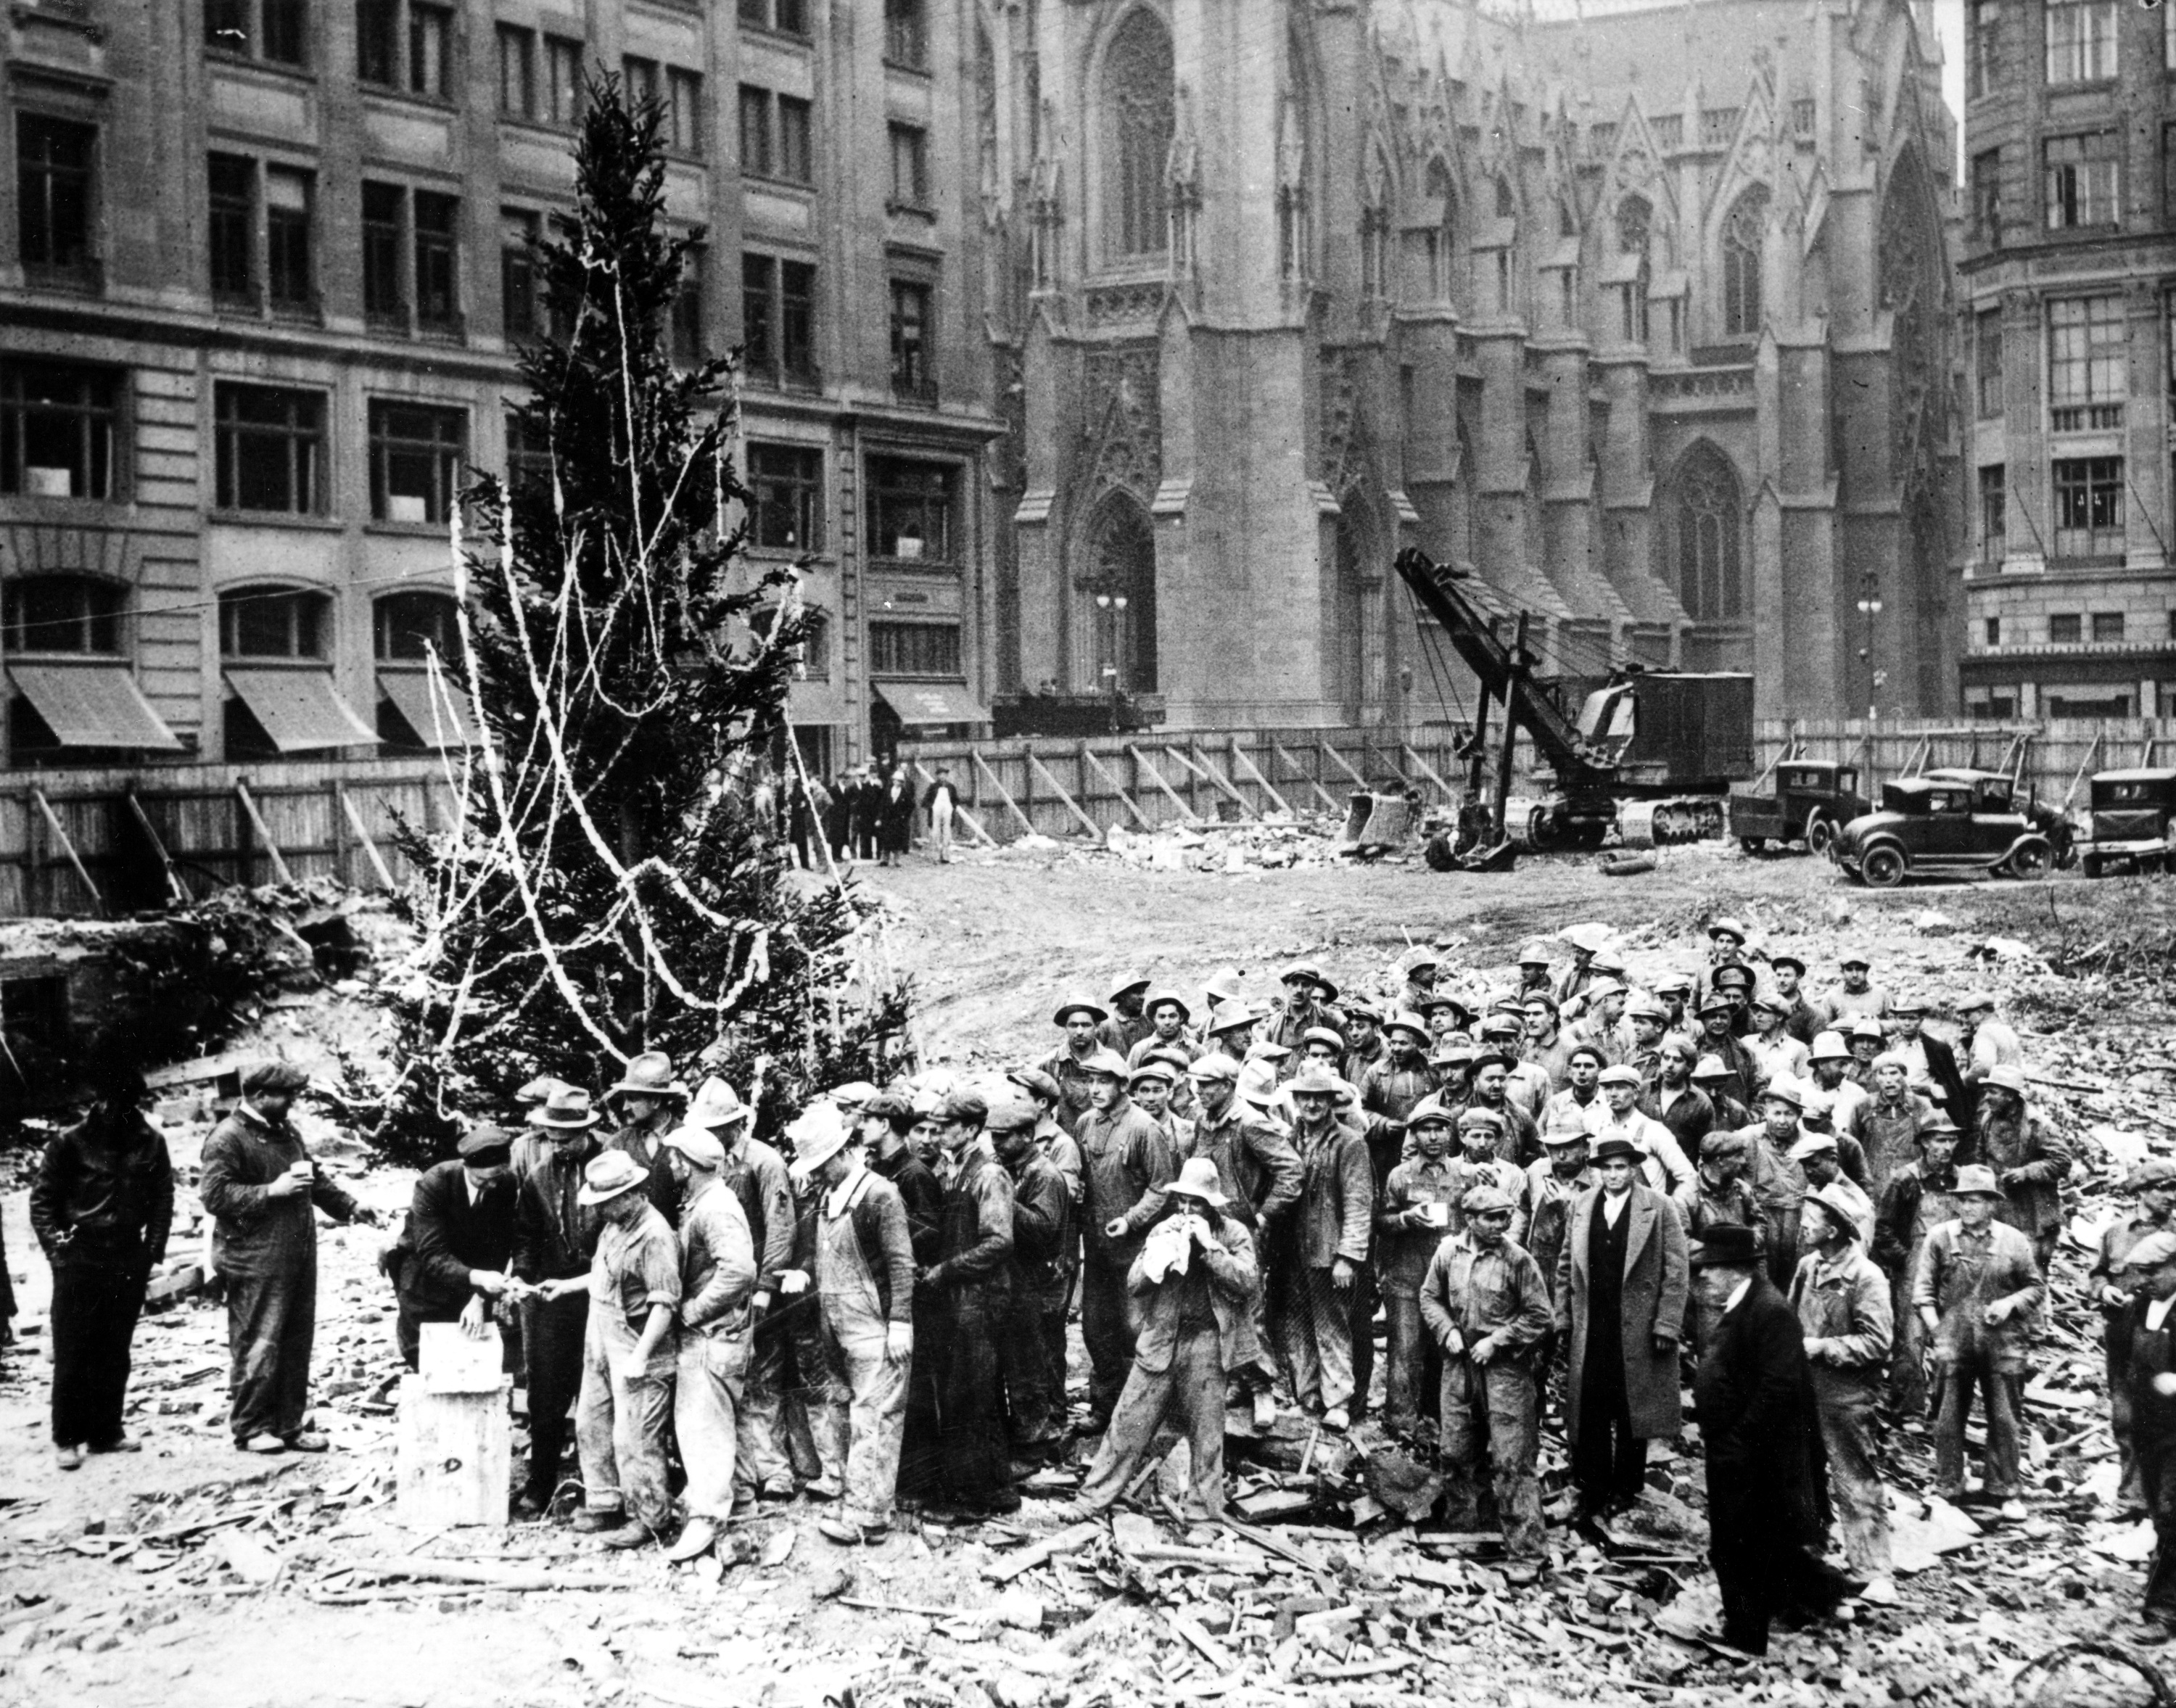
1375, 1095, 1461, 1440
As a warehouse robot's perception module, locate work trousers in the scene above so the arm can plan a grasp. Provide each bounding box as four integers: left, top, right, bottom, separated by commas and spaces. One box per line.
521, 1290, 589, 1505
1817, 1389, 1893, 1574
1274, 1264, 1355, 1414
929, 1282, 1016, 1509
998, 1273, 1068, 1456
1440, 1356, 1544, 1561
2143, 1437, 2176, 1623
1571, 1369, 1648, 1511
225, 1261, 317, 1442
675, 1329, 748, 1521
1077, 1324, 1229, 1520
574, 1326, 675, 1531
1887, 1263, 1928, 1417
50, 1259, 148, 1448
1081, 1243, 1140, 1424
817, 1321, 908, 1529
1932, 1351, 2022, 1498
733, 1313, 795, 1499
930, 803, 953, 862
1349, 1267, 1380, 1417
2113, 1328, 2146, 1511
1381, 1290, 1439, 1439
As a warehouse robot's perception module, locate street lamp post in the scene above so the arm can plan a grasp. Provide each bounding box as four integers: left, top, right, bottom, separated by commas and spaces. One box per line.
1094, 591, 1129, 731
1855, 579, 1884, 728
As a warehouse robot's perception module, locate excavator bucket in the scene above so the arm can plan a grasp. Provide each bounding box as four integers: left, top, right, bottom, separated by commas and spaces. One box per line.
1338, 791, 1414, 853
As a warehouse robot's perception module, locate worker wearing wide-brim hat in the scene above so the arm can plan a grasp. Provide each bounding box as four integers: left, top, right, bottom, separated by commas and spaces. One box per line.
601, 1052, 692, 1224
1073, 1042, 1180, 1433
1266, 962, 1345, 1081
1974, 1063, 2073, 1274
1039, 994, 1110, 1138
1097, 972, 1155, 1061
1274, 1063, 1374, 1432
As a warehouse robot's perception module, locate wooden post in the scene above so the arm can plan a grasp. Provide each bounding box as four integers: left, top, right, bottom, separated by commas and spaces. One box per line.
1400, 743, 1456, 802
1081, 747, 1153, 828
1269, 740, 1344, 812
2059, 733, 2101, 814
972, 751, 1035, 837
337, 783, 400, 888
907, 759, 996, 846
29, 788, 104, 917
1126, 745, 1198, 821
1232, 741, 1295, 816
125, 791, 187, 906
233, 780, 295, 885
1026, 750, 1103, 841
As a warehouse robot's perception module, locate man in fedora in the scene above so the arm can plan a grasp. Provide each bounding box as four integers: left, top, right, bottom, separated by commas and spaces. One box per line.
199, 1060, 376, 1456
1421, 1182, 1552, 1583
511, 1084, 604, 1515
661, 1122, 757, 1556
1058, 1157, 1258, 1524
1041, 996, 1110, 1136
385, 1125, 519, 1371
1079, 1047, 1177, 1432
1273, 1063, 1375, 1432
1691, 1223, 1856, 1656
567, 1150, 682, 1547
1098, 973, 1155, 1060
1913, 1164, 2044, 1517
1555, 1132, 1687, 1532
1976, 1065, 2072, 1271
605, 1052, 690, 1220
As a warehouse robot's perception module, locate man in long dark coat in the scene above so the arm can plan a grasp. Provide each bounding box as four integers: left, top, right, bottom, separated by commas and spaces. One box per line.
1691, 1222, 1856, 1657
387, 1126, 520, 1369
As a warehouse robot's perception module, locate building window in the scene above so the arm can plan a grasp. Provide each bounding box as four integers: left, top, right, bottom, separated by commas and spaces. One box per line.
362, 181, 405, 323
748, 442, 823, 550
2051, 456, 2123, 558
1720, 189, 1765, 337
741, 254, 816, 384
1101, 9, 1174, 262
1673, 444, 1742, 621
870, 620, 960, 677
4, 577, 122, 653
358, 0, 451, 96
209, 154, 257, 302
368, 401, 465, 524
1699, 107, 1739, 149
375, 590, 463, 662
266, 168, 314, 308
889, 122, 929, 209
866, 457, 952, 562
2045, 132, 2119, 230
215, 384, 323, 513
666, 69, 704, 157
1968, 0, 2000, 96
17, 115, 96, 283
498, 24, 534, 118
501, 208, 540, 340
207, 0, 308, 65
413, 191, 460, 330
883, 0, 926, 70
1979, 464, 2006, 565
2049, 612, 2083, 643
1985, 616, 2001, 646
506, 411, 553, 493
0, 361, 120, 499
2045, 0, 2117, 83
2093, 611, 2127, 642
740, 86, 805, 181
1972, 149, 2002, 244
544, 36, 583, 124
622, 55, 657, 111
1976, 310, 2003, 418
738, 0, 808, 37
672, 246, 704, 367
2048, 296, 2125, 430
889, 279, 933, 400
1616, 195, 1651, 257
220, 586, 329, 658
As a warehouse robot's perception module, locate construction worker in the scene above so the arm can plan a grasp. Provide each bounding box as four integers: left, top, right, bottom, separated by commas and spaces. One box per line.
1525, 1121, 1595, 1306
1594, 1065, 1695, 1214
1770, 953, 1821, 1045
1541, 1044, 1608, 1135
1272, 1063, 1374, 1431
1821, 952, 1891, 1028
1443, 1107, 1529, 1239
919, 1089, 1018, 1519
510, 1085, 604, 1516
2118, 1232, 2176, 1634
1515, 943, 1555, 1001
603, 1052, 691, 1220
1340, 997, 1388, 1086
2093, 1159, 2176, 1515
1359, 1011, 1438, 1186
989, 1092, 1073, 1469
1419, 1181, 1551, 1583
1393, 945, 1441, 1016
660, 1122, 756, 1556
1099, 973, 1155, 1059
1079, 1049, 1178, 1432
1788, 1129, 1874, 1247
1744, 994, 1809, 1097
1807, 1029, 1873, 1139
1466, 1051, 1543, 1166
1976, 1065, 2072, 1271
1375, 1095, 1462, 1440
1040, 997, 1110, 1135
1127, 989, 1202, 1072
1872, 1112, 1963, 1418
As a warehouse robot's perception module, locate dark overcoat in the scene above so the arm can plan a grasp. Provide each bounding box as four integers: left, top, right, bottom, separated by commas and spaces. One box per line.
1554, 1184, 1687, 1440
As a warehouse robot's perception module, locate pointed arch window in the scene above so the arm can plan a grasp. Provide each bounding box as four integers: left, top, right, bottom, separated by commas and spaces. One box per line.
1406, 160, 1459, 304
1674, 445, 1744, 621
1722, 189, 1767, 337
1101, 10, 1174, 263
1495, 177, 1516, 218
1616, 195, 1651, 256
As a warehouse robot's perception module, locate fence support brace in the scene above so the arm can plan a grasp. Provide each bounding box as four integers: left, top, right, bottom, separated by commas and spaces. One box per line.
1125, 746, 1198, 821
907, 761, 996, 847
1230, 742, 1295, 816
972, 752, 1037, 837
30, 788, 104, 917
1269, 741, 1345, 813
335, 783, 399, 889
1080, 748, 1153, 829
125, 791, 187, 906
233, 779, 295, 886
1399, 743, 1456, 802
1026, 751, 1103, 841
1315, 738, 1372, 792
1166, 745, 1256, 819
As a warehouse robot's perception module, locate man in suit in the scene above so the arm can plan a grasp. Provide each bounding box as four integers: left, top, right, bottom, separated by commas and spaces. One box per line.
1885, 996, 1971, 1139
387, 1126, 520, 1370
1691, 1222, 1858, 1657
2118, 1232, 2176, 1635
1554, 1133, 1688, 1534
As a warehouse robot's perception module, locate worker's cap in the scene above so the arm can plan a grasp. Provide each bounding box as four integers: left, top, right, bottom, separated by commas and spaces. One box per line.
984, 1094, 1041, 1137
1565, 1043, 1606, 1069
1396, 945, 1441, 975
1520, 992, 1561, 1018
1887, 994, 1928, 1016
1006, 1067, 1062, 1105
1596, 1063, 1642, 1089
826, 1081, 880, 1114
1236, 1063, 1282, 1110
1461, 1184, 1517, 1218
514, 1075, 574, 1107
1983, 1065, 2028, 1096
1516, 941, 1554, 967
2127, 1158, 2176, 1192
1401, 1095, 1456, 1131
1542, 1123, 1593, 1150
1750, 991, 1790, 1016
1159, 1157, 1227, 1207
1469, 1051, 1520, 1076
1700, 1131, 1751, 1166
661, 1124, 727, 1170
1839, 951, 1871, 969
1808, 1030, 1852, 1062
1690, 1053, 1734, 1081
1187, 1051, 1242, 1084
1428, 1037, 1480, 1067
941, 1089, 989, 1126
1456, 1106, 1507, 1134
862, 1091, 915, 1126
687, 1076, 754, 1131
1956, 991, 1998, 1015
1302, 1025, 1346, 1052
1762, 1078, 1805, 1111
457, 1125, 516, 1166
1800, 1089, 1837, 1126
1144, 987, 1192, 1020
1950, 1165, 2004, 1200
1422, 991, 1474, 1020
1653, 971, 1696, 996
1308, 973, 1343, 1002
1201, 967, 1245, 1007
1279, 960, 1324, 987
1341, 995, 1382, 1023
1871, 1050, 1911, 1074
1480, 1012, 1525, 1038
786, 1102, 854, 1175
1707, 917, 1749, 945
1081, 1049, 1132, 1081
529, 1084, 602, 1130
2125, 1232, 2176, 1271
1710, 965, 1756, 994
1383, 1010, 1433, 1044
1689, 1224, 1762, 1268
1801, 1184, 1866, 1239
1245, 1039, 1292, 1064
1285, 1064, 1344, 1098
1128, 1057, 1181, 1086
1591, 1134, 1645, 1164
1109, 972, 1153, 1002
243, 1060, 310, 1094
1786, 1131, 1838, 1161
1628, 994, 1672, 1023
1917, 1110, 1962, 1139
1054, 996, 1110, 1027
1586, 978, 1628, 1002
1769, 952, 1808, 976
576, 1150, 651, 1207
1592, 949, 1628, 976
1561, 923, 1612, 954
1697, 990, 1736, 1016
1848, 1018, 1888, 1043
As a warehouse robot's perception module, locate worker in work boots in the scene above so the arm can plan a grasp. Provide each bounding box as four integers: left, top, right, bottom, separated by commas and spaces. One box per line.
1375, 1095, 1462, 1440
1272, 1063, 1374, 1432
1419, 1182, 1551, 1582
1976, 1065, 2072, 1272
1872, 1112, 1962, 1418
660, 1122, 756, 1556
603, 1052, 691, 1220
2093, 1160, 2176, 1515
989, 1092, 1073, 1471
1058, 1158, 1259, 1525
1079, 1049, 1176, 1432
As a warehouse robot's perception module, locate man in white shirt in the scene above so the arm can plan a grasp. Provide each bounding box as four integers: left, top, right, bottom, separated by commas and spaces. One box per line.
1594, 1065, 1694, 1214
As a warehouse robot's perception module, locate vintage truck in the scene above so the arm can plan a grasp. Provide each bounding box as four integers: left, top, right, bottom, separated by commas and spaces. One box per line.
1726, 759, 1871, 856
2078, 768, 2176, 877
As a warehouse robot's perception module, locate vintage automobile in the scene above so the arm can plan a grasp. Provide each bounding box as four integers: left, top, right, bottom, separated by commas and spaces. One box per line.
1726, 759, 1871, 855
1830, 772, 2073, 888
2080, 768, 2176, 877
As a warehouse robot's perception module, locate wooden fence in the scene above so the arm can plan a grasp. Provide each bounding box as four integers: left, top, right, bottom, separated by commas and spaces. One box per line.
1755, 719, 2176, 811
0, 757, 464, 918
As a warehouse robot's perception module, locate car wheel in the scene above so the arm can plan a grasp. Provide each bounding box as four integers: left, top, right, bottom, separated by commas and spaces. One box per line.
1860, 846, 1907, 888
2007, 840, 2052, 880
1739, 837, 1763, 855
1805, 812, 1835, 857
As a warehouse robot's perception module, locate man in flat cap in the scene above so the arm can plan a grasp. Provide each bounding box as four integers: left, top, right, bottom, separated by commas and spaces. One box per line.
199, 1060, 376, 1455
1744, 992, 1809, 1098
2094, 1159, 2176, 1514
2119, 1232, 2176, 1634
1821, 953, 1890, 1028
1422, 1181, 1553, 1582
1957, 991, 2023, 1108
1359, 1012, 1438, 1187
1789, 1127, 1874, 1247
1595, 1065, 1695, 1214
1976, 1065, 2072, 1272
1040, 997, 1110, 1136
1768, 953, 1822, 1046
1339, 997, 1388, 1088
1871, 1112, 1963, 1418
662, 1122, 757, 1555
1858, 1049, 1934, 1199
1078, 1047, 1178, 1433
1644, 1036, 1714, 1163
1525, 1120, 1596, 1308
1375, 1096, 1462, 1440
1567, 979, 1632, 1068
385, 1125, 519, 1371
1272, 1063, 1375, 1432
1466, 1049, 1542, 1167
1543, 1045, 1607, 1136
1885, 997, 1970, 1138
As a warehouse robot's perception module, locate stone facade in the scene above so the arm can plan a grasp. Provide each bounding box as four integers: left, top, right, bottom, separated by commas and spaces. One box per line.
1957, 0, 2176, 719
980, 0, 1963, 727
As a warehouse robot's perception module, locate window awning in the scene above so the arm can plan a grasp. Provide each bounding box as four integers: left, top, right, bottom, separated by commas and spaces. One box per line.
378, 669, 479, 748
224, 667, 380, 752
873, 681, 991, 727
9, 664, 184, 750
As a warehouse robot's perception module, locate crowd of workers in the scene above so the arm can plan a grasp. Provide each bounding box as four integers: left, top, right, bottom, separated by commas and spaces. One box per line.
22, 916, 2176, 1657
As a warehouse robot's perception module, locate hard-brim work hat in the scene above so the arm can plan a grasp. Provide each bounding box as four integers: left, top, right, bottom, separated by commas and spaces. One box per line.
607, 1052, 688, 1100
1691, 1224, 1762, 1267
577, 1150, 650, 1206
529, 1085, 602, 1129
1160, 1157, 1228, 1206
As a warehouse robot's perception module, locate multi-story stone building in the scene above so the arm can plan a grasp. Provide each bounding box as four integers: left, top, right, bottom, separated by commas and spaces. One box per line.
981, 0, 1962, 728
1958, 0, 2176, 719
0, 0, 1000, 777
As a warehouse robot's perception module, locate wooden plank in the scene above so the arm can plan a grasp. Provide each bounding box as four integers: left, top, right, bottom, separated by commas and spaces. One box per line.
125, 792, 189, 905
29, 788, 104, 917
1400, 743, 1456, 803
1270, 740, 1344, 812
337, 783, 399, 889
907, 759, 995, 846
1231, 739, 1295, 816
1080, 746, 1153, 829
1316, 737, 1370, 791
233, 780, 295, 886
1166, 743, 1255, 818
1026, 749, 1103, 841
1126, 744, 1198, 820
972, 751, 1036, 836
983, 1520, 1105, 1583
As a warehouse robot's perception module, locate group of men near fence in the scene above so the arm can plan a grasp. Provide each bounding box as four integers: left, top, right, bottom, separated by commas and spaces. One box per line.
759, 763, 962, 871
24, 917, 2176, 1654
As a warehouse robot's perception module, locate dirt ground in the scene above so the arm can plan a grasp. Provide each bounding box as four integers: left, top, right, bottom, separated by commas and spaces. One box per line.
4, 838, 2176, 1708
